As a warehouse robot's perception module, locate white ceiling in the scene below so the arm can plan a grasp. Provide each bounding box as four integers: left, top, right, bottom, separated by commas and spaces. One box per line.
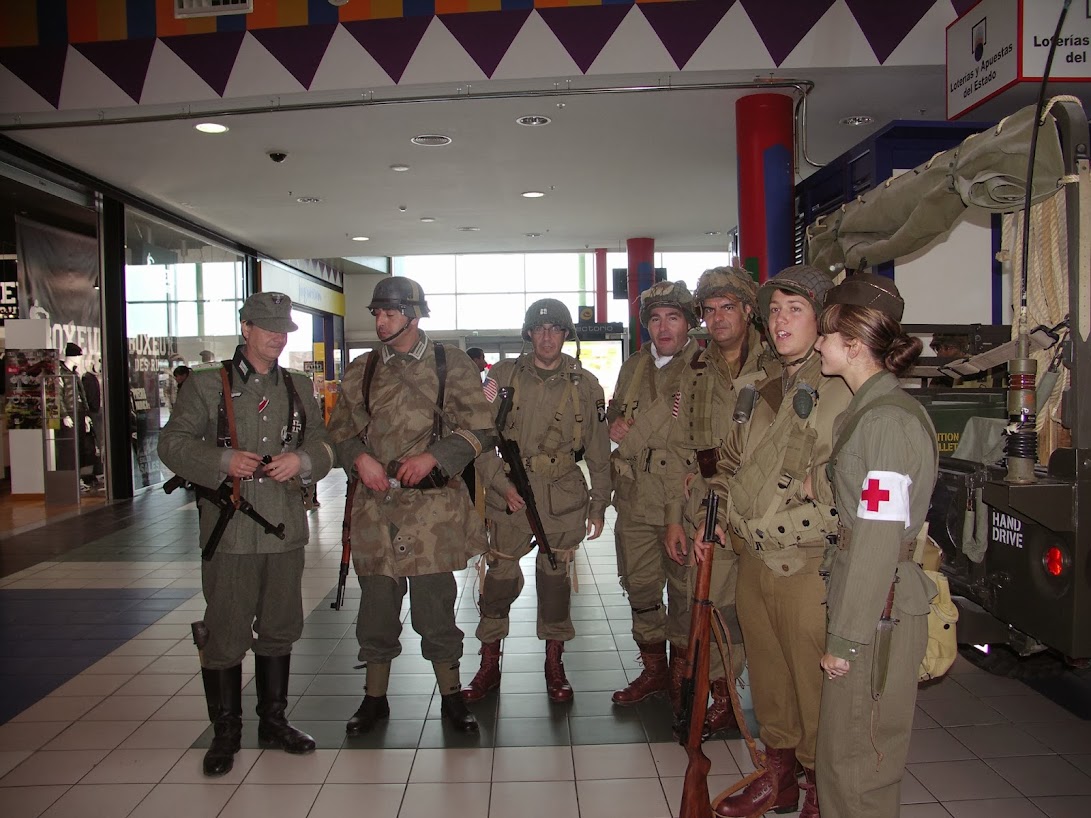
5, 65, 948, 263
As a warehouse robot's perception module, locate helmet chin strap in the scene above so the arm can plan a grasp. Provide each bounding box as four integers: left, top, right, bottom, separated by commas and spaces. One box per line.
378, 312, 413, 345
781, 345, 816, 369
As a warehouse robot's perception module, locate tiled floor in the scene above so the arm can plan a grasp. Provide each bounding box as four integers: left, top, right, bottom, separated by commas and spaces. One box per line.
1, 479, 1089, 817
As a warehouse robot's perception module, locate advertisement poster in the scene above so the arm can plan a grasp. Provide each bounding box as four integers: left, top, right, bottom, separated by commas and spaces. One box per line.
3, 348, 60, 430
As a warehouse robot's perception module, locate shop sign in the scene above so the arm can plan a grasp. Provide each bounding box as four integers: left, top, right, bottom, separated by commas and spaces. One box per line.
1, 279, 16, 320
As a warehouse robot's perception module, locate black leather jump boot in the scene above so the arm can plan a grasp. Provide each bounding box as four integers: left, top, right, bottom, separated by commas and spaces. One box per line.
201, 665, 243, 777
255, 654, 316, 754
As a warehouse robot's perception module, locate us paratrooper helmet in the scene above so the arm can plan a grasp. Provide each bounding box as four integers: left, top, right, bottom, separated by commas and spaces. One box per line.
523, 298, 580, 358
638, 281, 699, 329
756, 264, 836, 362
368, 276, 430, 318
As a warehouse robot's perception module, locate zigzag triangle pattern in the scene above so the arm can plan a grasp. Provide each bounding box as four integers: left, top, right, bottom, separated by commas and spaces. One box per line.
342, 17, 432, 84
250, 25, 338, 91
640, 0, 734, 70
161, 31, 245, 97
73, 39, 158, 103
846, 0, 939, 65
439, 9, 533, 79
537, 6, 632, 74
739, 0, 835, 67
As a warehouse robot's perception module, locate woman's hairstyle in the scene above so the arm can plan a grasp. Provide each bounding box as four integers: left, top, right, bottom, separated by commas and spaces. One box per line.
818, 303, 922, 376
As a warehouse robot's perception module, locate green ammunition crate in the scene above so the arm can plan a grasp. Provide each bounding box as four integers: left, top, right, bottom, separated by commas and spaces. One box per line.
913, 392, 1008, 456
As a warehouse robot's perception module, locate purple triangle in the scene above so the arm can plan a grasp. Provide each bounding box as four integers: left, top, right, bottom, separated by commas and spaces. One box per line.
342, 17, 432, 84
251, 24, 336, 90
161, 31, 245, 97
739, 0, 835, 66
73, 39, 156, 103
538, 6, 633, 74
640, 0, 735, 70
0, 44, 67, 108
951, 0, 979, 17
439, 9, 532, 78
846, 0, 937, 64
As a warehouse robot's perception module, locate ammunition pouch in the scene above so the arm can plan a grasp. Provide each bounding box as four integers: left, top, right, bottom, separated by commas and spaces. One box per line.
547, 469, 589, 517
733, 501, 838, 574
524, 452, 577, 479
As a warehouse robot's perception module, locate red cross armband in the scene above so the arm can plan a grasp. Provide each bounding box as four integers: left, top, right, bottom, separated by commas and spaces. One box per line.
856, 471, 912, 528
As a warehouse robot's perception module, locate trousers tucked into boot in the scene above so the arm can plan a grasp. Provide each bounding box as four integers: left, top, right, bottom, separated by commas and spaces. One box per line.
798, 768, 819, 818
201, 665, 242, 777
704, 677, 740, 737
462, 641, 502, 703
612, 642, 668, 705
544, 640, 573, 703
255, 654, 316, 754
668, 646, 687, 716
715, 745, 800, 817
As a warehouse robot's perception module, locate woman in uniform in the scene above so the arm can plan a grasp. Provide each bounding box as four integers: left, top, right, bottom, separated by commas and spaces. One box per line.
811, 273, 938, 818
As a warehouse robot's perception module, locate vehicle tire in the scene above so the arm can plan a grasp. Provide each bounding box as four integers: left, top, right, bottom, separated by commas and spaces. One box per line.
958, 643, 1068, 680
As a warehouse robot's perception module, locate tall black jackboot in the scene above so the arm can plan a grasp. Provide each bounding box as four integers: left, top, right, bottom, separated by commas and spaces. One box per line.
255, 654, 316, 754
201, 665, 243, 777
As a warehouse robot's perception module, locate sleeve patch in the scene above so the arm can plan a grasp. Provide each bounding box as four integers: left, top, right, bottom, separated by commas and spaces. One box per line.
483, 377, 499, 403
857, 470, 912, 528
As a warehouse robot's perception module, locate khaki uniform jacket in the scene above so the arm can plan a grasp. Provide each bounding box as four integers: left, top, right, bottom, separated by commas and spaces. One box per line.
478, 352, 611, 533
710, 353, 852, 576
664, 327, 770, 530
823, 371, 939, 660
328, 333, 494, 578
608, 339, 699, 527
158, 350, 335, 555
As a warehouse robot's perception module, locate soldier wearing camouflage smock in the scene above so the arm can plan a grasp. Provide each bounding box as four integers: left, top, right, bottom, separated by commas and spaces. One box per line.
158, 292, 336, 778
462, 299, 611, 704
696, 265, 850, 818
608, 282, 701, 708
327, 277, 492, 735
813, 275, 937, 818
662, 267, 770, 735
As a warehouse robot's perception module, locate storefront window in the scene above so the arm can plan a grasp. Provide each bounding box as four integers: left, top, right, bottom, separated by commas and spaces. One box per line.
124, 211, 245, 490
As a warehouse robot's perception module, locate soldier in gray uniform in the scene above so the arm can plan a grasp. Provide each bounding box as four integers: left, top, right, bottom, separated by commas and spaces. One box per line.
462, 299, 611, 703
158, 292, 336, 777
608, 282, 700, 706
327, 277, 493, 734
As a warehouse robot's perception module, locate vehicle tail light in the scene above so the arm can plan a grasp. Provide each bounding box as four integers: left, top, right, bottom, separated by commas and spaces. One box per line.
1044, 546, 1065, 577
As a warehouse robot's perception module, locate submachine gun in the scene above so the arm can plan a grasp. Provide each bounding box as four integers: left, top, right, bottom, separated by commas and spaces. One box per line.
164, 471, 285, 561
494, 386, 557, 570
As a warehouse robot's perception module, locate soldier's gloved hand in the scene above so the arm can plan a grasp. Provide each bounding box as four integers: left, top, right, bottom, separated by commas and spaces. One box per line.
692, 524, 724, 565
663, 523, 688, 565
354, 453, 388, 492
396, 453, 439, 487
227, 450, 264, 479
266, 452, 302, 482
586, 516, 604, 540
609, 416, 634, 443
504, 485, 526, 513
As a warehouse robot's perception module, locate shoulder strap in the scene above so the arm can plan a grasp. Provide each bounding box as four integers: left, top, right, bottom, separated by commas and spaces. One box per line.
830, 391, 937, 466
361, 350, 381, 416
281, 368, 306, 445
433, 343, 447, 441
219, 366, 241, 503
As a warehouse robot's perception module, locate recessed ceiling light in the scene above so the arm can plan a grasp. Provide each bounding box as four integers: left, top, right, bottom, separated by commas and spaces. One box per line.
517, 115, 552, 127
411, 134, 452, 147
419, 217, 436, 223
351, 235, 369, 241
705, 231, 722, 236
390, 164, 410, 172
525, 232, 542, 238
195, 122, 228, 134
456, 226, 480, 232
521, 191, 546, 198
296, 196, 322, 204
839, 115, 874, 126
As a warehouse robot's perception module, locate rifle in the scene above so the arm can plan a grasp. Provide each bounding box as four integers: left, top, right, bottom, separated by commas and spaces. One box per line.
164, 472, 285, 560
494, 387, 558, 570
676, 488, 718, 818
332, 476, 358, 610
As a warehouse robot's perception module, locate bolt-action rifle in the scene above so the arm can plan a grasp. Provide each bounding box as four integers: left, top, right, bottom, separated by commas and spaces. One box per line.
332, 476, 358, 610
164, 473, 285, 560
494, 386, 557, 570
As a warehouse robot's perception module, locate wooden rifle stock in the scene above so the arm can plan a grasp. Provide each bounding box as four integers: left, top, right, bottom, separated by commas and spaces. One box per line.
332, 476, 358, 610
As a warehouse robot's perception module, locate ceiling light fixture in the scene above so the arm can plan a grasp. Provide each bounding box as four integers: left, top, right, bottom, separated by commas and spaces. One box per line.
296, 196, 322, 204
195, 122, 228, 134
521, 191, 546, 198
705, 231, 722, 236
390, 164, 410, 172
525, 232, 542, 238
419, 217, 436, 223
351, 235, 369, 241
411, 134, 452, 147
839, 114, 874, 126
517, 115, 552, 127
456, 226, 480, 232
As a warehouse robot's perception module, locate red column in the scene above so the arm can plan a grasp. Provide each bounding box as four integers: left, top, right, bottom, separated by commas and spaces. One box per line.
595, 248, 608, 322
627, 237, 654, 351
736, 94, 794, 283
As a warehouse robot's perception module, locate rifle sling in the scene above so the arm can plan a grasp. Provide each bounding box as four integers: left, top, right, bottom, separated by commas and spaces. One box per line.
219, 367, 241, 505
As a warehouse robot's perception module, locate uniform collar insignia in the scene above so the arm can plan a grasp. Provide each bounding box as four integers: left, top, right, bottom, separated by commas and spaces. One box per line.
233, 345, 279, 384
381, 331, 429, 363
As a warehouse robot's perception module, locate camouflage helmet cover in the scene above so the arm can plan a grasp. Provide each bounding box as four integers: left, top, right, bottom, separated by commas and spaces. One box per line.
522, 298, 576, 341
694, 266, 758, 314
368, 276, 430, 318
824, 272, 905, 322
638, 280, 699, 328
756, 264, 835, 323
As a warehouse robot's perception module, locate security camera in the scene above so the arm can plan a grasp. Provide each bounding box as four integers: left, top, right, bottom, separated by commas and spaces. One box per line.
268, 151, 288, 163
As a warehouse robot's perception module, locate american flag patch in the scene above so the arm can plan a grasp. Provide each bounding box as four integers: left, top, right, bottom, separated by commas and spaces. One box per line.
672, 392, 681, 418
483, 377, 499, 403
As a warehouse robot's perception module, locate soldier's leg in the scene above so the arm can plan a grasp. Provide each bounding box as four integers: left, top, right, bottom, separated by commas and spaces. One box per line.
664, 552, 694, 714
347, 574, 406, 735
536, 527, 585, 642
614, 508, 669, 644
708, 546, 745, 681
201, 553, 261, 669
252, 548, 306, 658
475, 522, 533, 643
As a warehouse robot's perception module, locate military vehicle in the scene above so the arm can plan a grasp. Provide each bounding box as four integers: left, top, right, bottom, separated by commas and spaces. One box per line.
806, 98, 1090, 678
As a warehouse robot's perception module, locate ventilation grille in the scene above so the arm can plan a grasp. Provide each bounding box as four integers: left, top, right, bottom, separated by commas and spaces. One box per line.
175, 0, 253, 19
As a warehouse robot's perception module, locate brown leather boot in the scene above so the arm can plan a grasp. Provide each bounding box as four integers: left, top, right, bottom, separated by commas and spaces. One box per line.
714, 746, 799, 817
668, 646, 688, 716
544, 640, 573, 703
798, 768, 819, 818
703, 678, 739, 737
461, 641, 501, 703
612, 642, 669, 705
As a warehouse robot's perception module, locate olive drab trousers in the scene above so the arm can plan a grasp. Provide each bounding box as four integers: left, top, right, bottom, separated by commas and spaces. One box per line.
613, 515, 672, 643
356, 572, 463, 664
476, 525, 585, 643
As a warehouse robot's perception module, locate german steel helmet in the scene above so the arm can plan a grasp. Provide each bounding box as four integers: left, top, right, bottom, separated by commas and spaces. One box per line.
824, 272, 905, 322
369, 277, 429, 318
522, 298, 575, 340
756, 264, 835, 324
694, 266, 758, 313
638, 281, 699, 328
